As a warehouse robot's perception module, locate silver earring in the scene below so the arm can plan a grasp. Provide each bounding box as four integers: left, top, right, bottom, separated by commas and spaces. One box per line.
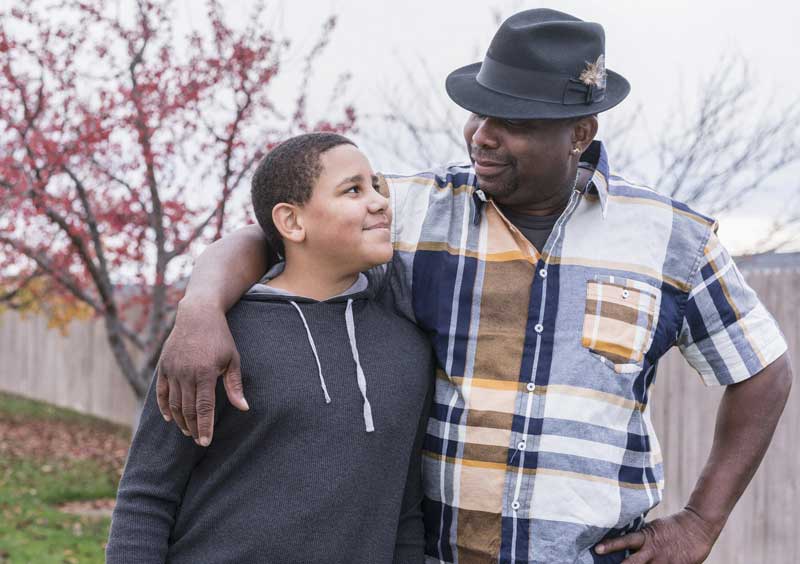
571, 146, 581, 155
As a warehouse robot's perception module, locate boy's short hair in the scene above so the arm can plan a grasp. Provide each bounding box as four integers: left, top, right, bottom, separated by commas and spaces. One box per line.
251, 132, 356, 255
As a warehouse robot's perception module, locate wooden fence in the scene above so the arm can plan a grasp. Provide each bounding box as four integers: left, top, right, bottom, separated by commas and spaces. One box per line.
649, 266, 799, 563
0, 310, 140, 426
0, 261, 797, 562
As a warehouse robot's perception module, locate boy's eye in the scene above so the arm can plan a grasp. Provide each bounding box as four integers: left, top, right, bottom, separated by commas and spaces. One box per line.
345, 185, 360, 194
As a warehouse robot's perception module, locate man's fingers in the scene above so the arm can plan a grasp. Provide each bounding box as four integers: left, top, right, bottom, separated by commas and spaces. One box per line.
596, 531, 646, 555
180, 379, 199, 441
155, 367, 172, 422
168, 377, 190, 436
195, 378, 216, 447
223, 350, 249, 412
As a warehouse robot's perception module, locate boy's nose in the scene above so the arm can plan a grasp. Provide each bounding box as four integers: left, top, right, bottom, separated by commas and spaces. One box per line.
367, 191, 389, 213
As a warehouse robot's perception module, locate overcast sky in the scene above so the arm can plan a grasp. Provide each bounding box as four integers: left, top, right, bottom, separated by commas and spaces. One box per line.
257, 0, 800, 140
213, 0, 800, 252
6, 0, 799, 252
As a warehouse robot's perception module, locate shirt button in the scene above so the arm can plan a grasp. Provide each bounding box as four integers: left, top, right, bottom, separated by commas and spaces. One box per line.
511, 501, 520, 511
539, 268, 548, 278
517, 441, 526, 450
534, 323, 544, 333
526, 382, 535, 392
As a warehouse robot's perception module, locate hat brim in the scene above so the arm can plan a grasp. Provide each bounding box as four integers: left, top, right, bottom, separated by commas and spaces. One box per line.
445, 62, 630, 120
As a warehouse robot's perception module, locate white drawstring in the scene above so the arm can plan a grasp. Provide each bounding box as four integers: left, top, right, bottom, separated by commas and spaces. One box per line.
345, 299, 375, 432
290, 301, 331, 404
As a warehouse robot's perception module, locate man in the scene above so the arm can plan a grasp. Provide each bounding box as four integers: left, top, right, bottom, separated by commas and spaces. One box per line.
156, 9, 792, 564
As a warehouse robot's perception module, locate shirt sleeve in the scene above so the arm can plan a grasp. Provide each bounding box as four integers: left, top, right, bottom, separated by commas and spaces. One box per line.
375, 165, 473, 325
392, 382, 432, 564
374, 173, 417, 323
677, 228, 787, 386
105, 372, 210, 563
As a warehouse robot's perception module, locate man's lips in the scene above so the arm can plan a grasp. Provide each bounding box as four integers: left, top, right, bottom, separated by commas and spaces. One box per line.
473, 157, 510, 177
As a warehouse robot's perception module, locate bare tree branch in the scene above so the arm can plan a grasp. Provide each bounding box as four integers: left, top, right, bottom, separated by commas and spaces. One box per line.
0, 236, 102, 311
372, 49, 800, 251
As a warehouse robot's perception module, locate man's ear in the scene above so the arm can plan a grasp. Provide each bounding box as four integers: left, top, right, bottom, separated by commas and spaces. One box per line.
572, 115, 599, 153
272, 203, 305, 244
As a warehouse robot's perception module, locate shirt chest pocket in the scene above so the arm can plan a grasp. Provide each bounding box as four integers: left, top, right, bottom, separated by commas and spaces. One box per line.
581, 275, 662, 374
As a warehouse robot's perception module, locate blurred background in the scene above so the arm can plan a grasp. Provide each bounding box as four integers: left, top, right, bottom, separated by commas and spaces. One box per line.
1, 0, 798, 561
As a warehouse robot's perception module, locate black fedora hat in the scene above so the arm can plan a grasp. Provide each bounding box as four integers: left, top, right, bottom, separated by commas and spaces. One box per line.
446, 8, 630, 119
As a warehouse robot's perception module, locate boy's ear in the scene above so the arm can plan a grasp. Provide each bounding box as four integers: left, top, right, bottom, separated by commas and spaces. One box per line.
272, 203, 306, 244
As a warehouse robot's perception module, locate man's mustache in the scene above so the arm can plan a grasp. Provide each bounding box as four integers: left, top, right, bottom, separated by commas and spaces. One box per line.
470, 147, 514, 165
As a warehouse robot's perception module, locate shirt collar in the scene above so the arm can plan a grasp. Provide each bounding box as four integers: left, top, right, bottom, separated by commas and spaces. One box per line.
578, 140, 610, 218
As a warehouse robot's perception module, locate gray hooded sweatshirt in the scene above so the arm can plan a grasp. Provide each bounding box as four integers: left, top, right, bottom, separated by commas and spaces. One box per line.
106, 270, 434, 563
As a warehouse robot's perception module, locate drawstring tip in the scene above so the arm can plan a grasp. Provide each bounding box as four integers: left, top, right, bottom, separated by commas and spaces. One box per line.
363, 401, 375, 433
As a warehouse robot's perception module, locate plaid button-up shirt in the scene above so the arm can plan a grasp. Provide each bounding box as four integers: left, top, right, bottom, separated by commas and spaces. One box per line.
376, 140, 786, 564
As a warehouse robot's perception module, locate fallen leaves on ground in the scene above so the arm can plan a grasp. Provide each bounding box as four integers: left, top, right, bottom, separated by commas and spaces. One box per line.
0, 417, 129, 476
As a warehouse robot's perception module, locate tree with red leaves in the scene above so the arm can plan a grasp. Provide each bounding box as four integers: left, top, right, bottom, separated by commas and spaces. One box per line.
0, 0, 356, 399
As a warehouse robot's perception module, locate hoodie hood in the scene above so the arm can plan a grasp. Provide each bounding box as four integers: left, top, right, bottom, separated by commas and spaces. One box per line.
243, 262, 370, 304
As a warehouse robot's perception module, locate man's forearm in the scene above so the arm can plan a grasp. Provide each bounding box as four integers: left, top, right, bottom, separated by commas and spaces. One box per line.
157, 226, 268, 437
181, 224, 273, 312
685, 352, 793, 534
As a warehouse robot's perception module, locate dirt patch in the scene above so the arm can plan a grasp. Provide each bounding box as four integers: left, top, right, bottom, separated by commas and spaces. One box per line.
58, 499, 116, 519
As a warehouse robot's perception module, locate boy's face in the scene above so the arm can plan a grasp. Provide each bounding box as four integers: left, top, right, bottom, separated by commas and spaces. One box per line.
299, 144, 392, 272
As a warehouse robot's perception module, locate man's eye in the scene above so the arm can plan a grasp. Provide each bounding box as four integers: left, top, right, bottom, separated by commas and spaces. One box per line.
345, 185, 360, 194
473, 113, 529, 128
502, 118, 530, 128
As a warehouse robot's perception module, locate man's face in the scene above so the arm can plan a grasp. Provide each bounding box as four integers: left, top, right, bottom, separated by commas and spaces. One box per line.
299, 144, 393, 272
463, 114, 578, 209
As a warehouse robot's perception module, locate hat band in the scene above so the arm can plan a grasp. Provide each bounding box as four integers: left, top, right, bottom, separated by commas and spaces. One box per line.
476, 56, 606, 106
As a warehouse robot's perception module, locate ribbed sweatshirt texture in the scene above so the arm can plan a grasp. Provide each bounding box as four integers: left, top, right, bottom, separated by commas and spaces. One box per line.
106, 281, 433, 563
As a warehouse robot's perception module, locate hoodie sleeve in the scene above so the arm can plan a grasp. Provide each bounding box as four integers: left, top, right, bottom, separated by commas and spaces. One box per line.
105, 372, 216, 563
393, 381, 432, 564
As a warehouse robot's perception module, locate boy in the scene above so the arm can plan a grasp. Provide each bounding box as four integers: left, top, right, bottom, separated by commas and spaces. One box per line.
106, 133, 433, 563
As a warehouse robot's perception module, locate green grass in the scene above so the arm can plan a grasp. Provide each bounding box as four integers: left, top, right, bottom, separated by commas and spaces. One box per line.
0, 458, 118, 563
0, 392, 129, 563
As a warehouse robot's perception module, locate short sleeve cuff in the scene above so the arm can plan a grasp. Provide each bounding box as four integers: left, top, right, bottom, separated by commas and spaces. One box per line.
680, 302, 788, 386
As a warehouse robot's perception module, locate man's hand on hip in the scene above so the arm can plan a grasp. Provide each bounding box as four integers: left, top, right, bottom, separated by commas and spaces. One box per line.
156, 298, 248, 446
595, 508, 720, 564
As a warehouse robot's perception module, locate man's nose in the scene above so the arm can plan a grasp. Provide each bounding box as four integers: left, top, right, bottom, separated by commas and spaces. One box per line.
472, 117, 501, 149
